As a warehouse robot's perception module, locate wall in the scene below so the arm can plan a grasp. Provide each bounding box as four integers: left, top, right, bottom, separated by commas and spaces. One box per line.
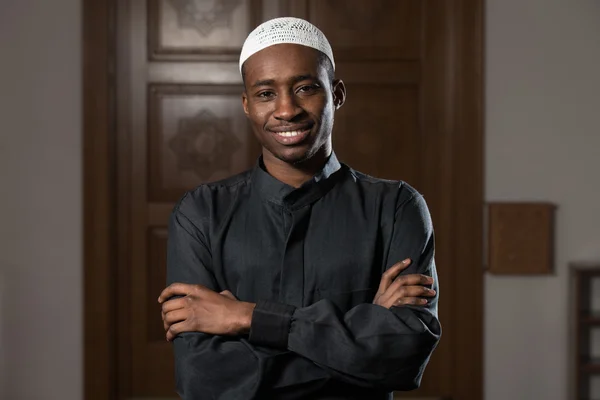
0, 0, 82, 399
485, 1, 600, 399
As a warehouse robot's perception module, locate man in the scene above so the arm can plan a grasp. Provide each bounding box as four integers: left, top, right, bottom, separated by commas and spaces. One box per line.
158, 17, 441, 400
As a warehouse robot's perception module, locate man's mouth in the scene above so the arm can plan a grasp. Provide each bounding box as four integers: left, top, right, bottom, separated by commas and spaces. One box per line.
276, 130, 304, 138
268, 126, 312, 145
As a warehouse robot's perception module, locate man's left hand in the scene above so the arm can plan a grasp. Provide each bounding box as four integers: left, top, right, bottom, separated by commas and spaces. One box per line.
158, 283, 256, 341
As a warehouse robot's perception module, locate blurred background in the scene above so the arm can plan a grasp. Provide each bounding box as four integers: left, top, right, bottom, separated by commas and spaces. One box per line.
1, 0, 599, 399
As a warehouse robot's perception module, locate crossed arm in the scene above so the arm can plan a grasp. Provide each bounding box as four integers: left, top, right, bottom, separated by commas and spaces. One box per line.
159, 259, 434, 340
159, 194, 441, 399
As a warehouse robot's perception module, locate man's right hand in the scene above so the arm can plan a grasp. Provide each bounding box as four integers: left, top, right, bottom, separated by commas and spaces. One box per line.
372, 258, 436, 309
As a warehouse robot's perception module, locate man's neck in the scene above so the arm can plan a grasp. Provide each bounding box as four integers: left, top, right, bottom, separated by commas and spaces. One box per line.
262, 148, 331, 188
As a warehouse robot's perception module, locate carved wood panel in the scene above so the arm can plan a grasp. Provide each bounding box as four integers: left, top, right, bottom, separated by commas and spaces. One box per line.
334, 84, 420, 185
297, 0, 422, 61
148, 0, 262, 60
148, 84, 260, 202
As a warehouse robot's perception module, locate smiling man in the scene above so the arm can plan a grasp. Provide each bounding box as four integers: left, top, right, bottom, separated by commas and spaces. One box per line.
158, 17, 441, 400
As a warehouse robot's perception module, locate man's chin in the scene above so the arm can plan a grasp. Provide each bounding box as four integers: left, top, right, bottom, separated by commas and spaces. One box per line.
275, 151, 311, 165
264, 140, 327, 167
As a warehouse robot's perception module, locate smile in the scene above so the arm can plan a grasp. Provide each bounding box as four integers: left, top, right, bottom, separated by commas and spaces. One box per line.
277, 130, 304, 137
269, 127, 312, 145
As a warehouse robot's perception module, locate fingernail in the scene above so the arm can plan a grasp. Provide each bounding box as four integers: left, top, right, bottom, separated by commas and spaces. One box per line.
403, 259, 410, 264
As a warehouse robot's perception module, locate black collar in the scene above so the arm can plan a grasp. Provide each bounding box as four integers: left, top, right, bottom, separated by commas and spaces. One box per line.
252, 152, 344, 210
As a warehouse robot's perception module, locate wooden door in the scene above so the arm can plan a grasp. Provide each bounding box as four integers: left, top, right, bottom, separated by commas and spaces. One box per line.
84, 0, 483, 399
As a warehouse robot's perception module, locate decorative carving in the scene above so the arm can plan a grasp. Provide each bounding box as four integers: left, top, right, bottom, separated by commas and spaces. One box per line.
169, 109, 242, 181
167, 0, 242, 36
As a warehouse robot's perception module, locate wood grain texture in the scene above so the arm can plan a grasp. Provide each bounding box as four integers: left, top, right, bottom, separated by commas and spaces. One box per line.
306, 0, 422, 61
83, 0, 117, 399
487, 202, 556, 275
148, 0, 262, 60
147, 228, 169, 342
450, 1, 484, 399
148, 84, 259, 202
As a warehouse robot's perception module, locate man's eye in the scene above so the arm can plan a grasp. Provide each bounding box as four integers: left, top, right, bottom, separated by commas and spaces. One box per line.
297, 84, 320, 94
257, 91, 274, 98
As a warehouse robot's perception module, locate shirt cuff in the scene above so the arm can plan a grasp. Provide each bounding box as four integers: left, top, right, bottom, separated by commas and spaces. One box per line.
248, 300, 296, 349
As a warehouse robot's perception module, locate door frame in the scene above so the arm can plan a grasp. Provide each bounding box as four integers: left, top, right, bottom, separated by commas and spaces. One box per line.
83, 1, 485, 399
83, 0, 118, 398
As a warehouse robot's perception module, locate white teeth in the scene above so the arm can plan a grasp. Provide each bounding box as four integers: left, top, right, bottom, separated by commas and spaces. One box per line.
278, 130, 301, 137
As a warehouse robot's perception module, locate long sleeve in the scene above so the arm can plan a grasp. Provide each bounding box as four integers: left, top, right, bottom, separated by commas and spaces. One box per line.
248, 194, 441, 391
167, 201, 332, 399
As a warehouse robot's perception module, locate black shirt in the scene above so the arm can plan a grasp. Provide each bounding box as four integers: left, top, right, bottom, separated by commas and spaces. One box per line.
167, 153, 441, 400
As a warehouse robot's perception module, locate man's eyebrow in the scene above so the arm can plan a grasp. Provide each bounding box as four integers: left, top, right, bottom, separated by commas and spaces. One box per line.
251, 75, 319, 89
290, 74, 318, 84
251, 79, 275, 89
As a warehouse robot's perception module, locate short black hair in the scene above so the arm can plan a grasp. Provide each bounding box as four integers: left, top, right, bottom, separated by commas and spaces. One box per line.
241, 50, 335, 87
316, 51, 335, 83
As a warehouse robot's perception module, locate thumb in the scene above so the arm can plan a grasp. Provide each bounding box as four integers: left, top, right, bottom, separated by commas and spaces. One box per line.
377, 258, 412, 295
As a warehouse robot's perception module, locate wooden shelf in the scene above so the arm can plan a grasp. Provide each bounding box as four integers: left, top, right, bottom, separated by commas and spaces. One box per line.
581, 359, 600, 373
572, 263, 600, 274
580, 313, 600, 325
573, 264, 600, 399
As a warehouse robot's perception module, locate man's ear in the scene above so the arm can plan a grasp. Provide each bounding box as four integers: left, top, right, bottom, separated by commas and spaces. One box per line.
242, 91, 250, 117
332, 79, 346, 110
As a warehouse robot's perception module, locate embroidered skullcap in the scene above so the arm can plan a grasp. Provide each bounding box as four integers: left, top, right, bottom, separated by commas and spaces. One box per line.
239, 17, 335, 73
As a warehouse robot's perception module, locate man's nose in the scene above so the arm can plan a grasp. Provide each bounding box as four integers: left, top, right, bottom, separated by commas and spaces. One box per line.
273, 93, 302, 121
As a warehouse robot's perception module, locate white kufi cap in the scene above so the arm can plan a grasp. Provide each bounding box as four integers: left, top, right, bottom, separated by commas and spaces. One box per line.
239, 17, 335, 73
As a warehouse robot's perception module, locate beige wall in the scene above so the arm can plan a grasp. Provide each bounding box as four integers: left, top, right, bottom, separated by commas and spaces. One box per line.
1, 0, 599, 399
0, 0, 82, 399
485, 0, 600, 399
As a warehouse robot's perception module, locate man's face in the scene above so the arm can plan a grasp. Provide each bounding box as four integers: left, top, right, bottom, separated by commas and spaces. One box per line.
242, 44, 345, 165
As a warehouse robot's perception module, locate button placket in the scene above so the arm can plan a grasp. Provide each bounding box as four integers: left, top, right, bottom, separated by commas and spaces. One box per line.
278, 206, 311, 307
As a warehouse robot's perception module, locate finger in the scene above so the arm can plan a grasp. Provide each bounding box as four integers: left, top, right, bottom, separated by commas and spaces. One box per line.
162, 312, 169, 332
158, 283, 194, 303
166, 321, 188, 341
164, 309, 188, 326
377, 259, 412, 294
162, 311, 177, 332
161, 297, 187, 313
393, 297, 429, 307
219, 290, 236, 300
381, 276, 432, 305
393, 285, 436, 299
384, 286, 436, 307
387, 273, 434, 295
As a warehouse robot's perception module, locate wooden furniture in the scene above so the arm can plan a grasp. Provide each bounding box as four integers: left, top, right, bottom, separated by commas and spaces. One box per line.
487, 202, 556, 275
573, 263, 600, 400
